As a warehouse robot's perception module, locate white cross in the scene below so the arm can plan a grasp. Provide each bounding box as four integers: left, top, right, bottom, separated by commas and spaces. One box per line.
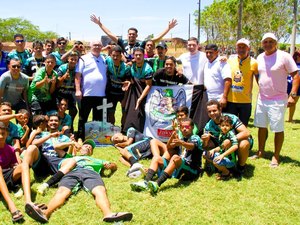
97, 98, 113, 123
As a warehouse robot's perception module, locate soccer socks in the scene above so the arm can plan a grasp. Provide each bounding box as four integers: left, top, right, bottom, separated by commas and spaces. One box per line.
129, 156, 138, 166
46, 171, 65, 187
156, 172, 170, 187
145, 169, 155, 182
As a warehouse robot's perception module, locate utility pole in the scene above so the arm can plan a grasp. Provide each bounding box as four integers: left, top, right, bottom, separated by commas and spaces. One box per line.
197, 0, 201, 42
237, 0, 243, 40
290, 0, 298, 56
188, 13, 191, 39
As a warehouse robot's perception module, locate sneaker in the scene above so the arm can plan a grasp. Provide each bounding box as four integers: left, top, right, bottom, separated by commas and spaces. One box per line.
128, 170, 142, 178
37, 183, 49, 195
148, 181, 159, 194
14, 188, 23, 199
127, 163, 143, 175
130, 180, 148, 192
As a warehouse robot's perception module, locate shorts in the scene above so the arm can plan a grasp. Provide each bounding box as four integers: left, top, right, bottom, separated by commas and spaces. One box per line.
2, 167, 19, 189
32, 151, 63, 177
254, 98, 287, 132
157, 156, 199, 180
59, 169, 104, 193
127, 138, 152, 160
211, 152, 235, 168
225, 102, 252, 126
31, 100, 57, 116
173, 158, 200, 180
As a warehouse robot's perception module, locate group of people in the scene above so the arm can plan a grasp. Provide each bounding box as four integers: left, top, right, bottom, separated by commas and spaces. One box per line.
0, 13, 299, 223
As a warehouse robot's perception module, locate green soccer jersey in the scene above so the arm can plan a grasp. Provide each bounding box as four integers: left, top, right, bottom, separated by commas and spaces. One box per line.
28, 67, 58, 103
73, 156, 109, 174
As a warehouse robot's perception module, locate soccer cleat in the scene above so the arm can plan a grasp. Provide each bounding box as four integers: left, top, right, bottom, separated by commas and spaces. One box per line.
148, 181, 159, 194
37, 183, 49, 195
130, 180, 148, 192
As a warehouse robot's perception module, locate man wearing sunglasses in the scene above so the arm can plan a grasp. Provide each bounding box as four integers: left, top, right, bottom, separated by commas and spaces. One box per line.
7, 34, 32, 72
52, 37, 68, 67
0, 58, 29, 112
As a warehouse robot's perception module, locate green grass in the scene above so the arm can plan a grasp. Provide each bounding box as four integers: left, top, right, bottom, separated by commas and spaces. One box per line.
1, 85, 300, 225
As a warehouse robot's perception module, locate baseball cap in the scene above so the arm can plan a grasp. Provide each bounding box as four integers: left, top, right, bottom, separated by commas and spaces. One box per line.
236, 38, 250, 48
83, 139, 96, 149
261, 33, 278, 42
156, 41, 167, 49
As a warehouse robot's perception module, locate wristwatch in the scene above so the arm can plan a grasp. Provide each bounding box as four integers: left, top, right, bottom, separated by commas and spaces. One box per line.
290, 92, 297, 98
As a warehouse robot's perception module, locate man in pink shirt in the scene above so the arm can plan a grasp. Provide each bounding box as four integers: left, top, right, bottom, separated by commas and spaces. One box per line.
252, 33, 299, 167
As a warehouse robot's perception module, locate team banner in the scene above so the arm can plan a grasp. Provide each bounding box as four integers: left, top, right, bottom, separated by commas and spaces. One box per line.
143, 85, 194, 142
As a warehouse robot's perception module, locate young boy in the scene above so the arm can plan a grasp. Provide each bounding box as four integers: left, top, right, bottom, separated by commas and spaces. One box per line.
173, 106, 199, 136
0, 102, 22, 163
0, 121, 23, 222
16, 109, 30, 148
26, 115, 47, 147
203, 115, 238, 180
131, 118, 203, 194
28, 54, 58, 115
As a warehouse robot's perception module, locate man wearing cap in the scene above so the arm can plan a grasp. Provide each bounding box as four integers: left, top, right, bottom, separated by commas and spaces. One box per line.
152, 41, 168, 72
27, 138, 133, 223
226, 38, 258, 126
252, 33, 299, 167
21, 113, 76, 220
36, 138, 96, 194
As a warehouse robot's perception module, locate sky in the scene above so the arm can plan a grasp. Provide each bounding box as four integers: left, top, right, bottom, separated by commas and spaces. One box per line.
0, 0, 213, 41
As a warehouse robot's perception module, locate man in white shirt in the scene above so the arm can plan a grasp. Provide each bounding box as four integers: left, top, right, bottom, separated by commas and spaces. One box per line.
204, 44, 232, 109
75, 40, 107, 139
177, 37, 207, 85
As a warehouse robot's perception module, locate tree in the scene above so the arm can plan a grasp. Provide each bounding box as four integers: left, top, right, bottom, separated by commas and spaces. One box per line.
0, 17, 58, 41
195, 0, 296, 51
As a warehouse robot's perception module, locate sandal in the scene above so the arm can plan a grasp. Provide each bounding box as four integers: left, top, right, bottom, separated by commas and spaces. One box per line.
216, 172, 231, 181
25, 202, 48, 223
34, 203, 48, 210
11, 209, 24, 223
103, 212, 133, 222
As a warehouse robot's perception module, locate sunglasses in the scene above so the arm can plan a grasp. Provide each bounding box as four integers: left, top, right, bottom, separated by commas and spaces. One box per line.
58, 42, 66, 45
11, 65, 21, 69
15, 40, 24, 43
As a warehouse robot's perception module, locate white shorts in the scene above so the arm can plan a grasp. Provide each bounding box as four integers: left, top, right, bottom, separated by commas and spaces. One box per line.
254, 98, 287, 132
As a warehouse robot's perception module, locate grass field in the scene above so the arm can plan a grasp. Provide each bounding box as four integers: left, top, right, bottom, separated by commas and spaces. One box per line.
1, 51, 300, 224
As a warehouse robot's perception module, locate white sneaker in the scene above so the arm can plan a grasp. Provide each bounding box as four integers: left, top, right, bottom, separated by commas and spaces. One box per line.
127, 163, 143, 175
37, 183, 49, 195
128, 170, 142, 178
14, 188, 23, 199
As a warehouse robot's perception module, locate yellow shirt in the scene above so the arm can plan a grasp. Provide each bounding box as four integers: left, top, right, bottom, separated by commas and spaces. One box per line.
227, 56, 258, 103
